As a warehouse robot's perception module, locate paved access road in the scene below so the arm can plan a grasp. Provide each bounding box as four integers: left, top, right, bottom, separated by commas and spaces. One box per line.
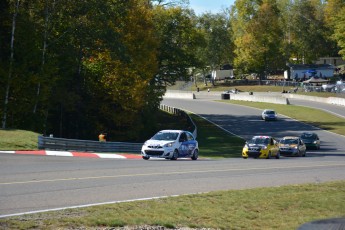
0, 95, 344, 217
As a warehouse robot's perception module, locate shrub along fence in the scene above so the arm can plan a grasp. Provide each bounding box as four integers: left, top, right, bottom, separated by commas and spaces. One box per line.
38, 104, 197, 153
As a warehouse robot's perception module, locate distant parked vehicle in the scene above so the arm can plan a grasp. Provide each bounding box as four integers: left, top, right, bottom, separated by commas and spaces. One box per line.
261, 109, 278, 121
279, 136, 306, 157
300, 132, 320, 150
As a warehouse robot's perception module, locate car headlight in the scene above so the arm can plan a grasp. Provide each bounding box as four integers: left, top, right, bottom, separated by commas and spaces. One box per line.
262, 146, 267, 150
313, 141, 318, 144
164, 142, 174, 147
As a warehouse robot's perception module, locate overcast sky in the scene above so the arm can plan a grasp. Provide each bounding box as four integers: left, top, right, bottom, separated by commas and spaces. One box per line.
189, 0, 235, 15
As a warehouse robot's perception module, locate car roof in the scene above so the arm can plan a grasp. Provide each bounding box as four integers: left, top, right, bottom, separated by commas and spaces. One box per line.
158, 130, 184, 133
252, 135, 272, 139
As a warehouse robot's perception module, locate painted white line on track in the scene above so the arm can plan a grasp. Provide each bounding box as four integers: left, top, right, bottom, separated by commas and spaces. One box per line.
0, 195, 183, 219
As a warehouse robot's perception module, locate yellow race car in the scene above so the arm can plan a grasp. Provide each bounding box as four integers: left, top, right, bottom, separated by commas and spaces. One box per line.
242, 136, 280, 159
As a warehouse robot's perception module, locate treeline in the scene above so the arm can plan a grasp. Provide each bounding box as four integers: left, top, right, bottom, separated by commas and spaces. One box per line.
0, 0, 344, 141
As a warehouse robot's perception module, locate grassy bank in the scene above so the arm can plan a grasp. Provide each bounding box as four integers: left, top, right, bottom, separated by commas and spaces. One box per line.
1, 181, 344, 229
189, 114, 244, 158
0, 129, 39, 150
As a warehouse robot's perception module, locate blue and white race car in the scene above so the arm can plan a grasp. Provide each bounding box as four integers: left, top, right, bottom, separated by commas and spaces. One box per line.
141, 130, 199, 160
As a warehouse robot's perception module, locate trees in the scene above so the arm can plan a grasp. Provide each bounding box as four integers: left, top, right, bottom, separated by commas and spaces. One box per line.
231, 0, 284, 79
287, 0, 330, 63
0, 0, 160, 140
333, 6, 345, 59
152, 6, 201, 86
49, 0, 159, 140
196, 12, 234, 82
0, 0, 344, 141
324, 0, 345, 59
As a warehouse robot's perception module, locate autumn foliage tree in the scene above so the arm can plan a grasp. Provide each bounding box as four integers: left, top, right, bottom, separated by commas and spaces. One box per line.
1, 0, 344, 142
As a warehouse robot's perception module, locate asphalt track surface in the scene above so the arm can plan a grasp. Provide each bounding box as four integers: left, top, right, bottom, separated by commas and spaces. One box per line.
0, 95, 345, 217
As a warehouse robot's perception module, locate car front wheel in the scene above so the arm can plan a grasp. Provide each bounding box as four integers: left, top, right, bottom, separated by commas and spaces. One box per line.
142, 156, 150, 160
171, 150, 178, 160
275, 151, 280, 159
191, 149, 198, 160
267, 151, 271, 159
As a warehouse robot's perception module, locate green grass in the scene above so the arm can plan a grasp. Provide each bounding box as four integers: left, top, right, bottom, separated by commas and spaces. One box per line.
1, 181, 344, 230
0, 129, 39, 150
221, 100, 345, 136
190, 113, 244, 158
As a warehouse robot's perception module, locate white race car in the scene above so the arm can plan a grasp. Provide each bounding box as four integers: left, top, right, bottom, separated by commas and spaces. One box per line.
141, 130, 199, 160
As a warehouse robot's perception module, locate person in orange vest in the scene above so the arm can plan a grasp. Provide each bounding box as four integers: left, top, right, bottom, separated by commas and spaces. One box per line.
98, 133, 106, 142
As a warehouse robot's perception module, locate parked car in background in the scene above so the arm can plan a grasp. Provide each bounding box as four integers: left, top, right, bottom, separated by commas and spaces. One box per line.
300, 132, 320, 150
141, 130, 199, 160
242, 136, 280, 159
279, 136, 306, 157
261, 109, 278, 121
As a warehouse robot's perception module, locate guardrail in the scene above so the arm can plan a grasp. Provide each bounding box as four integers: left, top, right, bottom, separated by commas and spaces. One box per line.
38, 136, 143, 153
38, 104, 197, 152
159, 104, 197, 138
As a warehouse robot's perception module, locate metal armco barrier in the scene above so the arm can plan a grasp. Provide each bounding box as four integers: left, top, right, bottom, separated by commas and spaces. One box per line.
38, 135, 143, 153
38, 104, 197, 152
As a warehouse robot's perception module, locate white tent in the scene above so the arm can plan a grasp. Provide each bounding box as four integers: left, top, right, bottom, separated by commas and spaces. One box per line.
303, 77, 328, 84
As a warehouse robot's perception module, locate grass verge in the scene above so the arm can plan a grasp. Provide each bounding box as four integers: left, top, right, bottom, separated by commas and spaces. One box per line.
0, 129, 39, 150
190, 113, 244, 158
1, 181, 344, 230
220, 100, 345, 136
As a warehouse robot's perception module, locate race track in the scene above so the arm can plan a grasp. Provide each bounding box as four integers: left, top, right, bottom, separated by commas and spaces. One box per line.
1, 97, 344, 217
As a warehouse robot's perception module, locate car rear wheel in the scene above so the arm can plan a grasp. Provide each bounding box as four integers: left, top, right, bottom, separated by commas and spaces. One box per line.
191, 149, 198, 160
171, 150, 178, 160
275, 151, 280, 159
267, 151, 271, 159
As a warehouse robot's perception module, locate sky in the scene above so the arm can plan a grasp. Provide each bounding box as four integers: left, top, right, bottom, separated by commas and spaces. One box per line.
189, 0, 235, 15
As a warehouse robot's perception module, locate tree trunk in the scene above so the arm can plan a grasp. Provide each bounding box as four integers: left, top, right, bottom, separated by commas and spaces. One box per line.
2, 0, 20, 129
33, 0, 55, 114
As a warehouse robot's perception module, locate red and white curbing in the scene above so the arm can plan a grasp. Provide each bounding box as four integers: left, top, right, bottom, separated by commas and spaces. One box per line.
0, 150, 142, 159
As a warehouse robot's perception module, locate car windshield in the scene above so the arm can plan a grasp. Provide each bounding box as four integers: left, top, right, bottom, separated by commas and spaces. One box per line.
265, 110, 275, 114
301, 133, 316, 140
152, 132, 179, 141
280, 139, 298, 144
248, 138, 269, 145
